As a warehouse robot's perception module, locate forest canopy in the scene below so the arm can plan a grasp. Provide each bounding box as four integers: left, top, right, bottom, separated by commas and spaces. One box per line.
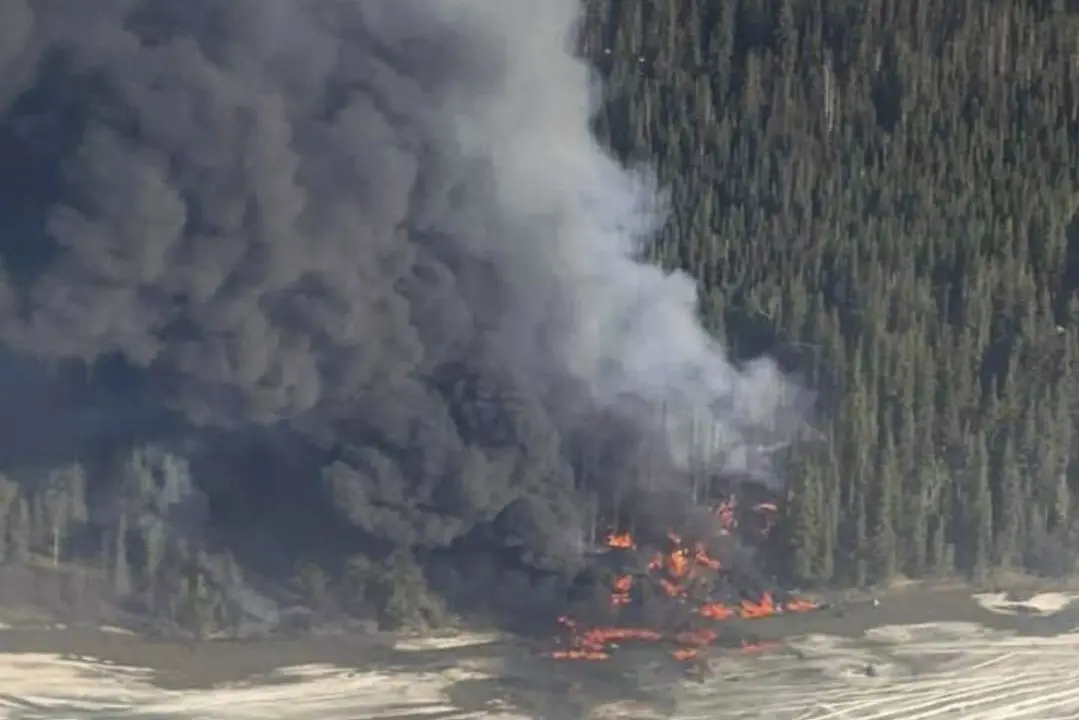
0, 0, 1076, 635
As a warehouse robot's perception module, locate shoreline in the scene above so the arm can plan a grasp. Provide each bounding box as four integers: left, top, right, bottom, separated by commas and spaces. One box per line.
0, 584, 1074, 690
0, 585, 1075, 718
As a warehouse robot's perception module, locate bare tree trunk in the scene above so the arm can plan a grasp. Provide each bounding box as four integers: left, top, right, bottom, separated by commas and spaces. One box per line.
587, 492, 598, 546
51, 525, 60, 567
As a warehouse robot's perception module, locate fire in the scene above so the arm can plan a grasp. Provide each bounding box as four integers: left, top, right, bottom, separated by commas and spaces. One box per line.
610, 575, 633, 607
670, 638, 778, 662
714, 498, 737, 534
644, 531, 723, 599
739, 592, 779, 619
784, 598, 818, 612
697, 602, 736, 620
547, 493, 821, 666
550, 616, 663, 660
695, 545, 722, 570
698, 590, 813, 620
605, 531, 635, 549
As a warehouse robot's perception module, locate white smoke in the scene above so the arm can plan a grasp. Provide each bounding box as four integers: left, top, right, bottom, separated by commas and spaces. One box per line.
417, 0, 809, 477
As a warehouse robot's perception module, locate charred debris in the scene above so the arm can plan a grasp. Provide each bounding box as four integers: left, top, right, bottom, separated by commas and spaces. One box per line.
545, 474, 821, 668
0, 0, 812, 645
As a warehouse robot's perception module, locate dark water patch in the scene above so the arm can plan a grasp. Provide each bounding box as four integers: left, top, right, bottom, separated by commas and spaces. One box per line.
0, 586, 1075, 720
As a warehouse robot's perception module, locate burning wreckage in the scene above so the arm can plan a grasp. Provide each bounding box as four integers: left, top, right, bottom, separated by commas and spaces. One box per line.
545, 493, 820, 672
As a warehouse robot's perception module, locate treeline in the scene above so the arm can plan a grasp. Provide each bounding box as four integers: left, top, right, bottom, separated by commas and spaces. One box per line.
5, 0, 1079, 636
0, 448, 216, 633
581, 0, 1079, 587
0, 447, 445, 637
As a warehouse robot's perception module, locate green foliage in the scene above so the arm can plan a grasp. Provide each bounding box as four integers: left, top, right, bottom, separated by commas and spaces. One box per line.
581, 0, 1079, 585
370, 550, 446, 631
3, 0, 1079, 633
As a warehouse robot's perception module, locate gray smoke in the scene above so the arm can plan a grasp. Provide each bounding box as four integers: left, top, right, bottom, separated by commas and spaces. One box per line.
387, 0, 806, 472
0, 0, 806, 560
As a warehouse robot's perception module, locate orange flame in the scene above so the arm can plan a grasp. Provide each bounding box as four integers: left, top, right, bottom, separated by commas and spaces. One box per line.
610, 575, 633, 607
549, 616, 664, 660
697, 602, 736, 620
548, 493, 820, 663
714, 498, 737, 535
784, 598, 818, 612
605, 531, 635, 549
694, 544, 722, 570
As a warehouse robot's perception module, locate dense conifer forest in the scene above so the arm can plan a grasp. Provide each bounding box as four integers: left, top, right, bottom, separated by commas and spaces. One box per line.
1, 0, 1079, 638
582, 0, 1079, 586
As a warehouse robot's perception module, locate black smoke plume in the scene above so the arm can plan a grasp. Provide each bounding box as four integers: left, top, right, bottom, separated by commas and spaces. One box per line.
0, 0, 806, 614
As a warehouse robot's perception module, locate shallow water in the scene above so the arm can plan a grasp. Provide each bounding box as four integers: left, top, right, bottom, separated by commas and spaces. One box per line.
2, 590, 1078, 719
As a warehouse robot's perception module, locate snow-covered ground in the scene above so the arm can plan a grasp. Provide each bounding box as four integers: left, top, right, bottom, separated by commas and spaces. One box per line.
972, 591, 1077, 616
667, 592, 1079, 720
0, 656, 524, 719
675, 620, 1079, 719
0, 633, 525, 720
0, 594, 1077, 719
